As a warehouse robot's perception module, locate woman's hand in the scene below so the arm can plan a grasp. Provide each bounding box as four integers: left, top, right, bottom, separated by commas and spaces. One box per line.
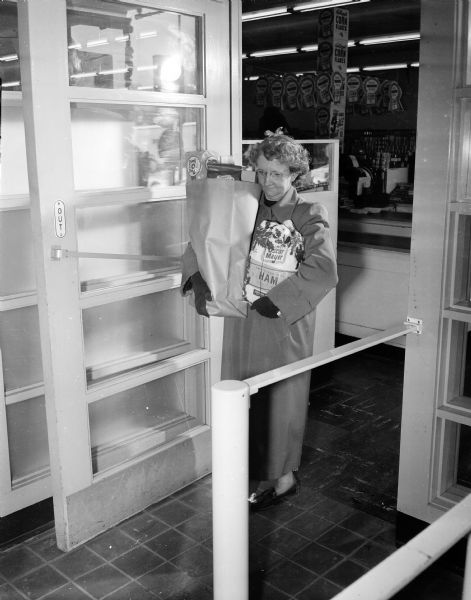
191, 271, 212, 317
250, 296, 280, 319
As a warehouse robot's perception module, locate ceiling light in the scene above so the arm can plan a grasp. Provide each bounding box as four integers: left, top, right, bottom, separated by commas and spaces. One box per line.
300, 44, 318, 52
292, 0, 370, 13
242, 7, 289, 22
250, 47, 298, 57
347, 67, 360, 73
363, 63, 408, 71
0, 53, 18, 62
411, 62, 420, 67
358, 32, 420, 45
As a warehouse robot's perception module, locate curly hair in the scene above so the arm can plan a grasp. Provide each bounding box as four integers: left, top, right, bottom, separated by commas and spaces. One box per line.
247, 133, 310, 176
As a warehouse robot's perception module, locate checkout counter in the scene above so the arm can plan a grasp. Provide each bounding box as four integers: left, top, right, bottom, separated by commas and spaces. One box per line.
336, 158, 412, 347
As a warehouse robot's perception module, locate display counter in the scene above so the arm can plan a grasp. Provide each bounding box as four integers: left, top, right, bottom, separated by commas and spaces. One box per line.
336, 206, 412, 347
338, 207, 412, 250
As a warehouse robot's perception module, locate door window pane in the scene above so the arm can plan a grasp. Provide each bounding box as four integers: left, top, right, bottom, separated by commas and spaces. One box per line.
67, 0, 202, 94
0, 1, 20, 92
76, 200, 185, 292
89, 364, 206, 474
0, 307, 43, 392
83, 290, 204, 386
7, 396, 50, 487
0, 209, 35, 295
71, 103, 201, 190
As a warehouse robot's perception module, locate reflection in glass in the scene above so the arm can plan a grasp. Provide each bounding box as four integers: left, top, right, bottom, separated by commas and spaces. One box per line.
71, 103, 200, 190
0, 2, 21, 92
82, 290, 204, 386
89, 364, 206, 474
76, 200, 186, 291
67, 0, 201, 93
7, 396, 50, 486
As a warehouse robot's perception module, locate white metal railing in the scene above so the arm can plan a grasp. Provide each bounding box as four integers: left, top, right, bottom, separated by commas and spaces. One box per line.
211, 319, 434, 600
330, 492, 471, 599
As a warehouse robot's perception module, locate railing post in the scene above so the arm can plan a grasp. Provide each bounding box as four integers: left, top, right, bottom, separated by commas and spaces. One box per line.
212, 380, 250, 600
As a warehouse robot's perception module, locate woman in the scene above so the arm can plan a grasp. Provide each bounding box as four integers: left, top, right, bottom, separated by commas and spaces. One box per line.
183, 133, 338, 511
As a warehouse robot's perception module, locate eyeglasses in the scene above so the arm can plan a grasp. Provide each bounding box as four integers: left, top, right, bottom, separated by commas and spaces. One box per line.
255, 169, 290, 182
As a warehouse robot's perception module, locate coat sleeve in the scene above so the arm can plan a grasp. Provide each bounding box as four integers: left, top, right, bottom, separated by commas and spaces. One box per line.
181, 242, 199, 295
267, 201, 338, 325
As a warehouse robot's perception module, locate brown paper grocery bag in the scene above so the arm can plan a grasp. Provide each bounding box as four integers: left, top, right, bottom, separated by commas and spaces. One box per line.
186, 178, 260, 317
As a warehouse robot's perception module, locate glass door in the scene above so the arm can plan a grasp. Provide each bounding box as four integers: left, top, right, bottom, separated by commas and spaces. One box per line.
18, 0, 234, 550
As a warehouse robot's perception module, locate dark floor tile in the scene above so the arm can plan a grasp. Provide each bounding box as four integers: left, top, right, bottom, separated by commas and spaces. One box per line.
0, 582, 26, 600
170, 543, 213, 578
176, 485, 213, 513
0, 546, 44, 581
103, 580, 158, 599
52, 546, 105, 580
259, 526, 311, 558
309, 385, 354, 409
349, 539, 394, 569
145, 528, 197, 561
291, 541, 343, 576
372, 524, 400, 549
175, 512, 212, 544
295, 577, 343, 600
338, 510, 390, 538
310, 498, 357, 524
325, 559, 368, 587
303, 419, 346, 451
85, 528, 137, 561
112, 545, 163, 578
138, 561, 194, 599
118, 512, 169, 543
27, 532, 65, 562
13, 565, 68, 600
316, 526, 366, 556
249, 541, 285, 574
290, 485, 324, 511
322, 480, 397, 523
75, 563, 131, 599
286, 513, 334, 540
265, 559, 318, 595
149, 500, 198, 527
249, 575, 293, 600
255, 498, 305, 525
52, 545, 105, 579
41, 582, 95, 599
168, 581, 214, 600
249, 513, 280, 542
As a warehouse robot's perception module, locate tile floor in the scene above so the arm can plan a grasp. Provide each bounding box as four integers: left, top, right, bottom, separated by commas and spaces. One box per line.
0, 340, 465, 599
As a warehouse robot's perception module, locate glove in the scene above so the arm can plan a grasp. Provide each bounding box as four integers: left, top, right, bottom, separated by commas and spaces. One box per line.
190, 271, 212, 317
250, 296, 280, 319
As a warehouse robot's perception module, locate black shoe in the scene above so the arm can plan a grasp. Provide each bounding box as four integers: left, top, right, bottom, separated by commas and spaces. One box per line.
248, 479, 299, 512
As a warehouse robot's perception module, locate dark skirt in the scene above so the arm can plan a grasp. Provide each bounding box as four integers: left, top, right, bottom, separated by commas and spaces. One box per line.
222, 308, 315, 480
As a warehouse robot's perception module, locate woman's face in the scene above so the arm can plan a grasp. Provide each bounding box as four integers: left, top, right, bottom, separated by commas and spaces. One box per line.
255, 155, 297, 202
